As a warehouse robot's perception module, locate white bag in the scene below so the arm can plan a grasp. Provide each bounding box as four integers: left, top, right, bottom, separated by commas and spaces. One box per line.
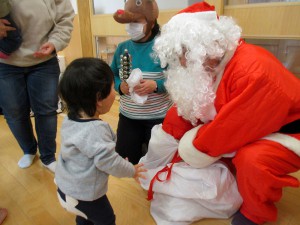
139, 124, 243, 225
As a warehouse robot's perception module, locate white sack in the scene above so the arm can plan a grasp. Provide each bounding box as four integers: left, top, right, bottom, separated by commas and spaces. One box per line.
139, 124, 243, 225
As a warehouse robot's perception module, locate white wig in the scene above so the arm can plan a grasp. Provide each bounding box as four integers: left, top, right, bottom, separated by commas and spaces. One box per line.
154, 12, 242, 69
153, 12, 242, 124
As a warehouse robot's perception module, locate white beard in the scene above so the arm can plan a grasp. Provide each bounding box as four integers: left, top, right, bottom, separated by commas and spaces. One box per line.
154, 14, 242, 125
165, 65, 216, 125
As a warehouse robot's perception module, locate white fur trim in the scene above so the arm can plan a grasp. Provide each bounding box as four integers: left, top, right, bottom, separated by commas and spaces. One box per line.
262, 133, 300, 156
178, 125, 221, 168
171, 11, 218, 23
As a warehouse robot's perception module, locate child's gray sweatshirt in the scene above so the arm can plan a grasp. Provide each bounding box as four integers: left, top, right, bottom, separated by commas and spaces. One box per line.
55, 117, 135, 201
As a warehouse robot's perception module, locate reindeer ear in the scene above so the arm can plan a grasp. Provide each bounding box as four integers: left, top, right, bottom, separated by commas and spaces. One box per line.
117, 0, 158, 23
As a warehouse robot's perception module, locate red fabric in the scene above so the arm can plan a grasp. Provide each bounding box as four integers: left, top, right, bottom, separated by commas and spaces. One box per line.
147, 151, 182, 201
193, 41, 300, 156
219, 158, 236, 175
233, 139, 300, 224
191, 40, 300, 223
177, 2, 215, 14
162, 105, 194, 140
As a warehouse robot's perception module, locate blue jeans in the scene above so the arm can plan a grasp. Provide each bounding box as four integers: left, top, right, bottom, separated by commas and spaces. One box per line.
0, 57, 60, 164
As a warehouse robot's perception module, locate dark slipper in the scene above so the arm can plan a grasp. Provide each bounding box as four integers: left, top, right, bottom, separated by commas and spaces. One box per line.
231, 211, 258, 225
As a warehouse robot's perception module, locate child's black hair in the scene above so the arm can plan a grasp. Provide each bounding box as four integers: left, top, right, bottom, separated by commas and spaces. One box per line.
58, 57, 114, 120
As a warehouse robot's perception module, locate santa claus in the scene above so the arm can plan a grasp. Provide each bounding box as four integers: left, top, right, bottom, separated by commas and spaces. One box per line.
151, 1, 300, 225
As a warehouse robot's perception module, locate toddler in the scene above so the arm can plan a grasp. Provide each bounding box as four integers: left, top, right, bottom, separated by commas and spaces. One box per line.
55, 58, 146, 225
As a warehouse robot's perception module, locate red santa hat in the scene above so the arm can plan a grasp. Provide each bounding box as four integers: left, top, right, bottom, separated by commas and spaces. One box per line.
171, 1, 218, 23
177, 1, 215, 14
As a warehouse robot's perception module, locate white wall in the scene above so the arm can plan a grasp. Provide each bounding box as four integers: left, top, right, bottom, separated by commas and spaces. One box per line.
70, 0, 78, 14
157, 0, 199, 10
92, 0, 201, 14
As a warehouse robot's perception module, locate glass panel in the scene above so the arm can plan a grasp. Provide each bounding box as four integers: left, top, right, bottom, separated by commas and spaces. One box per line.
70, 0, 78, 14
92, 0, 200, 15
245, 39, 300, 78
95, 37, 300, 78
95, 36, 129, 65
226, 0, 300, 5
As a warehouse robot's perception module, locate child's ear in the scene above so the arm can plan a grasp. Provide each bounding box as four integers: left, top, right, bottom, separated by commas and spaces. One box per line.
96, 100, 104, 115
96, 99, 103, 108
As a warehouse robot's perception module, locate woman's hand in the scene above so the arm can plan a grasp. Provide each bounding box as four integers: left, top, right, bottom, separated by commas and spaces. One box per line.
0, 19, 16, 38
33, 42, 56, 58
120, 81, 130, 95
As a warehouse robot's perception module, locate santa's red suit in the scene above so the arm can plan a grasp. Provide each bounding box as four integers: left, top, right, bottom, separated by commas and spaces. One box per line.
163, 39, 300, 224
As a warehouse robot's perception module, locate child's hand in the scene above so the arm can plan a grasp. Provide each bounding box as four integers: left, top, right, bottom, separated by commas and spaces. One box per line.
133, 163, 147, 184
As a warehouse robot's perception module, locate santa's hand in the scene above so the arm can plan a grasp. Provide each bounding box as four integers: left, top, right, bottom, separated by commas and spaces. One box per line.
134, 79, 157, 96
162, 106, 194, 140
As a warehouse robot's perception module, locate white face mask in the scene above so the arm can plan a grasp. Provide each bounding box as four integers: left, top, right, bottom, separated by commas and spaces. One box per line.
125, 23, 146, 41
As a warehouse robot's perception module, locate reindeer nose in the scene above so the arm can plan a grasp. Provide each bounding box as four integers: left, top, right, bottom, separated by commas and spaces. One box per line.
117, 9, 124, 15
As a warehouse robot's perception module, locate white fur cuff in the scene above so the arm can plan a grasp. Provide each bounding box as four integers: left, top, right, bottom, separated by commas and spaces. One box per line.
178, 125, 220, 168
262, 133, 300, 156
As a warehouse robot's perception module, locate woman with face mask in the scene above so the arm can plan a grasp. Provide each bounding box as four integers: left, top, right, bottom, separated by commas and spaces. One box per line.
111, 0, 173, 164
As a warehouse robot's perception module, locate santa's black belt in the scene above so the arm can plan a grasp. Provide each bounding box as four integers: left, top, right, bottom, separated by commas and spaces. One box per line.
278, 119, 300, 134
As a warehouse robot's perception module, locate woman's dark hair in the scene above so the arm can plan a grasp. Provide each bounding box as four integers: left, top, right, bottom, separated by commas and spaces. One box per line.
58, 58, 114, 120
152, 20, 160, 36
144, 20, 160, 43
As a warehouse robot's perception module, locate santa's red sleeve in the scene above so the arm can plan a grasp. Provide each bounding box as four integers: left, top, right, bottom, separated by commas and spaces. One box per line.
162, 105, 194, 140
178, 43, 300, 168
